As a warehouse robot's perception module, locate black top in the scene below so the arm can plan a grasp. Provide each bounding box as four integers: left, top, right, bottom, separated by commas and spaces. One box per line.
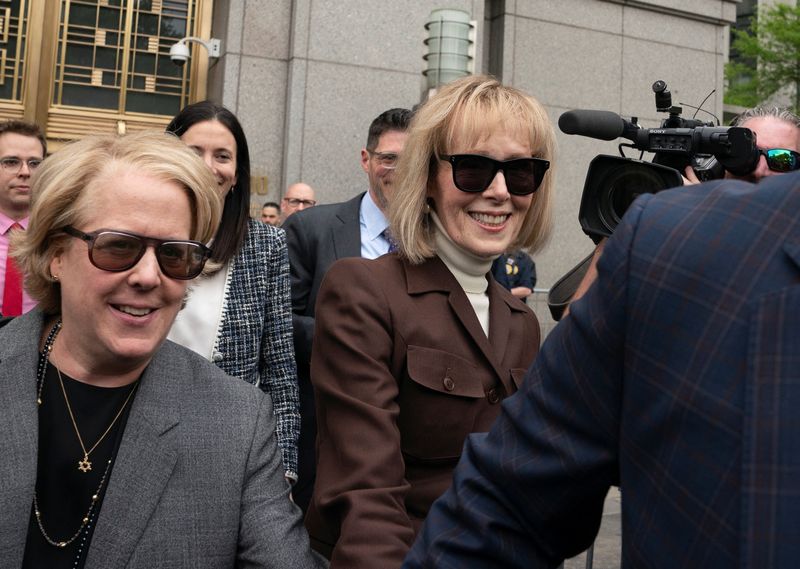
22, 363, 137, 569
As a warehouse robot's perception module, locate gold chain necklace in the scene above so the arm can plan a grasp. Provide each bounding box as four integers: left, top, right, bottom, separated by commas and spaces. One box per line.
33, 320, 137, 549
56, 366, 138, 473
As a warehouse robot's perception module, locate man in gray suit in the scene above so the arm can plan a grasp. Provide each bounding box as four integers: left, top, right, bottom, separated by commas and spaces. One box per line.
283, 107, 414, 512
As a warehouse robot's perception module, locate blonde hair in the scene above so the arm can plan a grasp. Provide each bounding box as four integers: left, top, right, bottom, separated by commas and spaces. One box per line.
12, 130, 221, 314
390, 75, 556, 264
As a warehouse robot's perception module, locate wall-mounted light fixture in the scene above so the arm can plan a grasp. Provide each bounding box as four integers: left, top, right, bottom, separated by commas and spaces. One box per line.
169, 37, 221, 67
423, 9, 476, 93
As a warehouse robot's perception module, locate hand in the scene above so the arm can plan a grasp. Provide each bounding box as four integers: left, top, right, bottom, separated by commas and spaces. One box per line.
510, 286, 533, 299
682, 165, 701, 186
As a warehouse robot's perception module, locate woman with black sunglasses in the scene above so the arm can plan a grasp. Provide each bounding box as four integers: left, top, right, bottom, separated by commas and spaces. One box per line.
305, 75, 556, 568
1, 131, 324, 568
165, 102, 300, 484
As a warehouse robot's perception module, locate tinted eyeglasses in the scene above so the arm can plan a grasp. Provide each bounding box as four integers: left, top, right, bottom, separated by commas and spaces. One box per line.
440, 154, 550, 196
759, 148, 800, 173
62, 226, 212, 280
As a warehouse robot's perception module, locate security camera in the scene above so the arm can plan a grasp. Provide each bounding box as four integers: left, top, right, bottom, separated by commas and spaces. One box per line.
168, 37, 221, 67
169, 41, 191, 66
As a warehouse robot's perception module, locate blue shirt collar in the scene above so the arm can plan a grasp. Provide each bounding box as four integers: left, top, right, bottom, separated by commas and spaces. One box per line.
359, 191, 389, 241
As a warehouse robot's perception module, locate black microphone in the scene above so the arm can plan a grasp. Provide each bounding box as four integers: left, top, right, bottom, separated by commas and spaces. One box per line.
558, 110, 628, 141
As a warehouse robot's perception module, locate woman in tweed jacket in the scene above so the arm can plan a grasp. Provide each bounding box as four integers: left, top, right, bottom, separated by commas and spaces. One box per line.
166, 102, 300, 481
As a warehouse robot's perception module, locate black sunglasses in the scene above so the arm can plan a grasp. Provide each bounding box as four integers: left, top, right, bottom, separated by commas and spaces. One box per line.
62, 226, 212, 280
759, 148, 800, 173
440, 154, 550, 196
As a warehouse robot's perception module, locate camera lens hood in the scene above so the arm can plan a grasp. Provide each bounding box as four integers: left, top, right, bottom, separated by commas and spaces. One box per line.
578, 155, 683, 242
717, 127, 759, 176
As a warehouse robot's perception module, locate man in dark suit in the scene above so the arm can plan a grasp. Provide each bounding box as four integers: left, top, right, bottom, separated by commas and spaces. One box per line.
404, 170, 800, 568
283, 107, 414, 511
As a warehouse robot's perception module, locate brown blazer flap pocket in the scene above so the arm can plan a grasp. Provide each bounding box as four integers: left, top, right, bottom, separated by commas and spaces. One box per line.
401, 345, 494, 461
406, 345, 487, 398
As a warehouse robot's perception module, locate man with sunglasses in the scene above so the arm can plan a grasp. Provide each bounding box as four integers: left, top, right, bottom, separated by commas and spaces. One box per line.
282, 107, 414, 513
0, 119, 46, 317
727, 106, 799, 180
686, 106, 800, 183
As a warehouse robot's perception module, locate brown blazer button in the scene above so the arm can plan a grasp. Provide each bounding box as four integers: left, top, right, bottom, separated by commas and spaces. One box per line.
487, 388, 500, 404
443, 376, 455, 391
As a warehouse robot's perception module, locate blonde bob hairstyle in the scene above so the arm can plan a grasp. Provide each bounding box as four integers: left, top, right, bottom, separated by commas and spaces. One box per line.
390, 75, 556, 264
12, 130, 221, 314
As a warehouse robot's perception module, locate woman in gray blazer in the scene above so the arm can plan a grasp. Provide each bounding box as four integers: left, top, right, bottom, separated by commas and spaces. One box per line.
0, 132, 325, 568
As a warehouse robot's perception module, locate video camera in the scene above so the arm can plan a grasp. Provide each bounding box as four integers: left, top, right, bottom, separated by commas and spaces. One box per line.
546, 81, 761, 322
559, 80, 759, 241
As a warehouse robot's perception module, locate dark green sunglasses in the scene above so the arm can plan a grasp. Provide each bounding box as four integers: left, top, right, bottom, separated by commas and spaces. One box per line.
759, 148, 800, 173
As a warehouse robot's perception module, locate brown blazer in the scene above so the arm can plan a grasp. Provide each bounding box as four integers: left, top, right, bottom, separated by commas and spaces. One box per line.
305, 254, 540, 568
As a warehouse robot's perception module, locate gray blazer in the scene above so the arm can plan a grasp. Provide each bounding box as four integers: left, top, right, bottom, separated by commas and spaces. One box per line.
0, 311, 327, 569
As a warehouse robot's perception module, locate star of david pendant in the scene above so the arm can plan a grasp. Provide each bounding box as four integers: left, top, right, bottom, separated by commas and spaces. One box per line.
78, 456, 92, 473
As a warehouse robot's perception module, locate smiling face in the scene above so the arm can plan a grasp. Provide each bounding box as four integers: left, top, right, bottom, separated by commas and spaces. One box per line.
49, 167, 192, 380
0, 132, 45, 220
429, 129, 534, 258
180, 119, 238, 200
361, 129, 408, 213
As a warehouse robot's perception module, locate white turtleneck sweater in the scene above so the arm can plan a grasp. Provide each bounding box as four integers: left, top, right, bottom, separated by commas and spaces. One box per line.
431, 212, 496, 337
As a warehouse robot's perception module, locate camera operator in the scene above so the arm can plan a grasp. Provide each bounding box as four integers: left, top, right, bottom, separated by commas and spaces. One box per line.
684, 106, 800, 184
568, 105, 800, 312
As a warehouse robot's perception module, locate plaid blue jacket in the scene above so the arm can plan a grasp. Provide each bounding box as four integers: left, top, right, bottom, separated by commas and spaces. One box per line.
406, 171, 800, 568
215, 219, 300, 479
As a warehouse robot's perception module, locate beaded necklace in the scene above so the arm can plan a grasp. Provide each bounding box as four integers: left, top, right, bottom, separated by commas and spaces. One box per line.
35, 319, 61, 405
33, 320, 114, 553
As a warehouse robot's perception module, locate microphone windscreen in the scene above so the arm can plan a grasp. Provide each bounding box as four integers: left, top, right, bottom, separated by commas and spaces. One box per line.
558, 110, 626, 141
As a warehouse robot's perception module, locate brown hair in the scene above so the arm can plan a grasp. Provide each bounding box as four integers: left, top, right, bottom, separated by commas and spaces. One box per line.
0, 119, 46, 156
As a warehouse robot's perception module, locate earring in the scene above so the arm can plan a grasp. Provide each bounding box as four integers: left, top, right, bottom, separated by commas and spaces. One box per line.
51, 273, 59, 282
